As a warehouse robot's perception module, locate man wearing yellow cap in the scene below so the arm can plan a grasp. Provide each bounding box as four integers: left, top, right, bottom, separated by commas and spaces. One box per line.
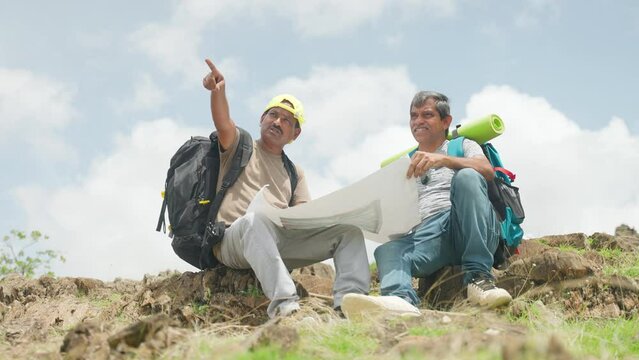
202, 59, 370, 318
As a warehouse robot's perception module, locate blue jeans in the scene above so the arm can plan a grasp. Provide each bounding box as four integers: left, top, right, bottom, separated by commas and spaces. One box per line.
374, 168, 500, 306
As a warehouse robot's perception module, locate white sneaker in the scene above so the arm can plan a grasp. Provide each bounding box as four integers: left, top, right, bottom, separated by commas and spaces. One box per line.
467, 275, 512, 309
340, 294, 421, 321
276, 301, 301, 317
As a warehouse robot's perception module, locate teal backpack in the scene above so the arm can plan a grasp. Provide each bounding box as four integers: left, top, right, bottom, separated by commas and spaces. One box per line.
447, 137, 525, 267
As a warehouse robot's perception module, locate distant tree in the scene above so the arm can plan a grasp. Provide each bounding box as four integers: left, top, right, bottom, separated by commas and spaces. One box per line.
0, 230, 66, 278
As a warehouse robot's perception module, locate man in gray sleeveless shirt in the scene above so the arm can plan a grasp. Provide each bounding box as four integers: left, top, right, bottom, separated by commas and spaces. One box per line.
342, 91, 511, 317
203, 59, 370, 318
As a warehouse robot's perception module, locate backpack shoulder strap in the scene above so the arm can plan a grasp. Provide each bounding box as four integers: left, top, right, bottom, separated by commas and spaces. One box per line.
281, 152, 298, 206
447, 136, 465, 158
482, 142, 516, 183
206, 127, 253, 224
482, 143, 503, 168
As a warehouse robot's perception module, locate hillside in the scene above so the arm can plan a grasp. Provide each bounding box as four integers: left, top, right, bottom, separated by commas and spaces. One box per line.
1, 225, 638, 359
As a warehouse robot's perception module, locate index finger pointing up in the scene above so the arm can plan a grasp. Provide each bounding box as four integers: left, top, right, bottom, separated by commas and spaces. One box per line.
205, 58, 217, 72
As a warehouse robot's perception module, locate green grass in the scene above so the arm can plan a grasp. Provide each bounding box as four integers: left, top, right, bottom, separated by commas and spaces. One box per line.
599, 248, 639, 278
554, 244, 639, 279
407, 326, 452, 337
556, 244, 586, 254
561, 317, 639, 358
507, 301, 639, 358
369, 262, 377, 275
235, 346, 304, 360
188, 322, 381, 360
240, 285, 263, 298
308, 322, 378, 359
90, 293, 122, 308
506, 300, 546, 327
191, 301, 209, 316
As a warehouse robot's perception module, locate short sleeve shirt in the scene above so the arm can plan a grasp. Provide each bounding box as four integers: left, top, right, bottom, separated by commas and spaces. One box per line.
215, 128, 311, 225
416, 139, 485, 221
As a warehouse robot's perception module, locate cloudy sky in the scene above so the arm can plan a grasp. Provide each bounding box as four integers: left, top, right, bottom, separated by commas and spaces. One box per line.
1, 0, 638, 280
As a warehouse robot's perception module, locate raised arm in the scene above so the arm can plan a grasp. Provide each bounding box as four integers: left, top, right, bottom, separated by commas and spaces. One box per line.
203, 58, 236, 150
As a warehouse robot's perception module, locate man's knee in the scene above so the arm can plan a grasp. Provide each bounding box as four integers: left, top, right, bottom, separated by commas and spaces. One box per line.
374, 241, 399, 262
329, 224, 365, 251
235, 212, 277, 246
452, 168, 485, 193
339, 224, 365, 242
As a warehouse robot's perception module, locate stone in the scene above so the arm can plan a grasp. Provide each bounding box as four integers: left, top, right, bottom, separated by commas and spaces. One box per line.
540, 233, 588, 249
506, 249, 596, 282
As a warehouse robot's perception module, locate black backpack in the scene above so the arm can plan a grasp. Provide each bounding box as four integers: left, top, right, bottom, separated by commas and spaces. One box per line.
156, 127, 298, 269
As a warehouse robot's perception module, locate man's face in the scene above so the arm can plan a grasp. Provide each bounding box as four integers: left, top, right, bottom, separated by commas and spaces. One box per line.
409, 98, 451, 144
260, 106, 301, 148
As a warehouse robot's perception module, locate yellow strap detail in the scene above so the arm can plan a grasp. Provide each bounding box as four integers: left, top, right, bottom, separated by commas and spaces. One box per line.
199, 200, 211, 205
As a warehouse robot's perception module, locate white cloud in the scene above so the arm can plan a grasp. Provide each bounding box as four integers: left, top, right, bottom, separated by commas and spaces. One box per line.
251, 65, 418, 177
383, 33, 404, 48
116, 74, 167, 113
515, 0, 561, 29
464, 85, 639, 236
399, 0, 457, 18
278, 0, 387, 36
13, 118, 209, 280
130, 23, 204, 85
130, 0, 458, 82
0, 68, 77, 160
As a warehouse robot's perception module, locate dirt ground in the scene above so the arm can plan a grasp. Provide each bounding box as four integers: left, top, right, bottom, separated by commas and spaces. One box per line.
1, 225, 638, 359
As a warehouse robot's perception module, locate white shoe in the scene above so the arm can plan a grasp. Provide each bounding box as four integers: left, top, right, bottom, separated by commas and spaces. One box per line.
467, 275, 512, 309
275, 301, 301, 317
340, 294, 421, 321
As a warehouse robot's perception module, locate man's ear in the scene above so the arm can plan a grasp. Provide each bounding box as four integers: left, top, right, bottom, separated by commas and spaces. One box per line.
292, 127, 302, 141
443, 115, 453, 128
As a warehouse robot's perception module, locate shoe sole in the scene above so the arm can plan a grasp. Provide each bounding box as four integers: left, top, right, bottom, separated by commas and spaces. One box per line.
341, 294, 421, 321
481, 294, 513, 309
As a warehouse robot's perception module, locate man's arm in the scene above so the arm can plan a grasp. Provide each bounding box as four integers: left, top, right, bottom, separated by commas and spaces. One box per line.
203, 58, 236, 151
406, 152, 495, 181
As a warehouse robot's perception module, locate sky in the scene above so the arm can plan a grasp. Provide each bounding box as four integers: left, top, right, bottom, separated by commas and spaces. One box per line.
1, 0, 638, 281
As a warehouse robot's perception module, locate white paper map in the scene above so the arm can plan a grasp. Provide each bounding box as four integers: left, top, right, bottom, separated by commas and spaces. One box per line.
247, 158, 420, 243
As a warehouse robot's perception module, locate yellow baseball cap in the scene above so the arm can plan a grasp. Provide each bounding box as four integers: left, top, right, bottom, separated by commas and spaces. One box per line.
263, 94, 305, 126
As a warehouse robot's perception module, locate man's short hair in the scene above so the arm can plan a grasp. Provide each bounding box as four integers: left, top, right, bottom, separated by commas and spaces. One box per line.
410, 91, 451, 136
410, 91, 450, 119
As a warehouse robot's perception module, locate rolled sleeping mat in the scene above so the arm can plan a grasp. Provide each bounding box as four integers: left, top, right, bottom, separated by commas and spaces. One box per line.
380, 145, 418, 168
447, 114, 504, 144
380, 114, 505, 168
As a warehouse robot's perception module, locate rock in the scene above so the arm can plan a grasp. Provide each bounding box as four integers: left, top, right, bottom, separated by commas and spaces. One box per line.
512, 239, 552, 258
506, 249, 596, 282
60, 320, 109, 360
615, 224, 638, 238
601, 303, 621, 318
590, 231, 639, 252
580, 250, 605, 269
291, 274, 332, 297
107, 314, 171, 349
418, 266, 465, 308
541, 233, 588, 249
502, 334, 573, 360
292, 263, 335, 279
250, 322, 299, 352
291, 264, 335, 297
74, 278, 105, 296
